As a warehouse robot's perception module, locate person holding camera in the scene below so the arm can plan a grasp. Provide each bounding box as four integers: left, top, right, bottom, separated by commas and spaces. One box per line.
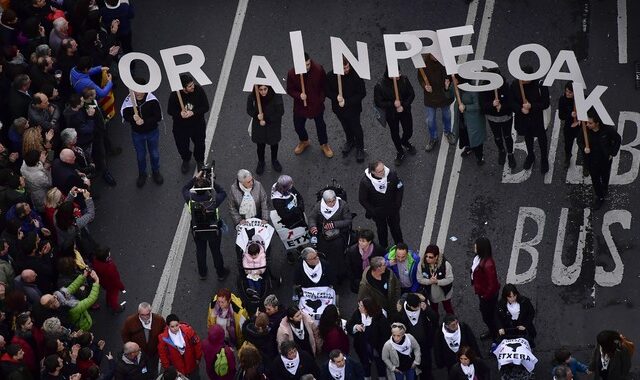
181, 168, 230, 281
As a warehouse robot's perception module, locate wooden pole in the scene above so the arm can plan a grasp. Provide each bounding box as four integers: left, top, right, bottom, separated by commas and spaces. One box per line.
518, 80, 528, 104
571, 103, 580, 128
494, 89, 499, 103
299, 74, 307, 107
581, 122, 591, 153
451, 75, 462, 106
337, 74, 343, 98
392, 77, 400, 102
254, 85, 263, 115
129, 90, 138, 117
418, 68, 431, 88
176, 90, 185, 112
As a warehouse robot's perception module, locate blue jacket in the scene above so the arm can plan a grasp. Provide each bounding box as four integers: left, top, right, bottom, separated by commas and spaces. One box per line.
70, 66, 113, 99
385, 246, 420, 292
552, 357, 589, 376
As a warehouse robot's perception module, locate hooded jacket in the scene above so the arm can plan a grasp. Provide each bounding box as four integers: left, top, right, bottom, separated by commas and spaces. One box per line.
206, 293, 249, 348
385, 246, 420, 292
157, 323, 202, 374
70, 66, 113, 99
64, 273, 100, 331
202, 325, 236, 380
357, 267, 401, 314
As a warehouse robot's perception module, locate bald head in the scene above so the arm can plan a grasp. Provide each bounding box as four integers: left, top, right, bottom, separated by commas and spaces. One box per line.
123, 342, 140, 355
21, 269, 37, 283
40, 294, 60, 309
59, 149, 75, 164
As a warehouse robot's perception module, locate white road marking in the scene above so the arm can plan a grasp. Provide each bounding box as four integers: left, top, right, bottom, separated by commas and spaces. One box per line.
152, 0, 250, 316
544, 111, 561, 184
617, 0, 628, 64
419, 0, 480, 254
435, 0, 496, 251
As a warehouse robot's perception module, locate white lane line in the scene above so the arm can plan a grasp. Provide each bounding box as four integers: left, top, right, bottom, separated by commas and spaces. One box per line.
436, 0, 495, 251
418, 0, 479, 254
544, 111, 561, 184
152, 0, 250, 316
617, 0, 628, 64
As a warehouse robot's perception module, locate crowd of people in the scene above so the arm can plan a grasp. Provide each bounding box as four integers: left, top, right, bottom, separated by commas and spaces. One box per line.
0, 1, 633, 380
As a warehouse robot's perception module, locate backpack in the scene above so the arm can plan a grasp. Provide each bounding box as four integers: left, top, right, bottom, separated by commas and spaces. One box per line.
214, 347, 229, 376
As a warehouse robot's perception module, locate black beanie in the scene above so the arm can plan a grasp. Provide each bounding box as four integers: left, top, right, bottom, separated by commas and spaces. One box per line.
406, 293, 421, 309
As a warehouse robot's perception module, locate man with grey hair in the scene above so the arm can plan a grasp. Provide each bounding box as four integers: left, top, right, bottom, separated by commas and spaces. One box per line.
357, 255, 400, 313
308, 188, 352, 282
120, 302, 165, 377
294, 247, 336, 288
49, 18, 69, 54
116, 342, 153, 380
553, 364, 572, 380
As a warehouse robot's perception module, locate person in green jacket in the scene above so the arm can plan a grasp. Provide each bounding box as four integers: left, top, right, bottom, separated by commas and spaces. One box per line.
54, 268, 100, 331
450, 75, 487, 165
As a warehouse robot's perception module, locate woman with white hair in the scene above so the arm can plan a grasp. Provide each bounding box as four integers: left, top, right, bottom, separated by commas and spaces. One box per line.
382, 322, 421, 380
308, 189, 352, 282
229, 169, 270, 227
271, 174, 306, 230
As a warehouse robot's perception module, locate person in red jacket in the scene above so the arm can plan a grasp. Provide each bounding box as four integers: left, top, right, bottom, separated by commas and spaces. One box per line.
470, 237, 500, 341
158, 314, 203, 379
202, 324, 236, 380
91, 246, 126, 314
286, 52, 334, 158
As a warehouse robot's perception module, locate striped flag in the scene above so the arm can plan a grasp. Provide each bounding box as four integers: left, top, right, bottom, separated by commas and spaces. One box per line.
98, 70, 116, 120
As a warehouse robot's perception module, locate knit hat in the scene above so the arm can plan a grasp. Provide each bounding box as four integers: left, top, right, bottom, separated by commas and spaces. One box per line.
406, 293, 421, 309
166, 314, 180, 325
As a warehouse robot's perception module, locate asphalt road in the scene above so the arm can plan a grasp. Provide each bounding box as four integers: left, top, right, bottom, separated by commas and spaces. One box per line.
83, 0, 640, 377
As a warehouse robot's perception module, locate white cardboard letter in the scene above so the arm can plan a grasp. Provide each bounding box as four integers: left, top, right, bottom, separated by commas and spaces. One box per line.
330, 37, 371, 79
611, 112, 640, 185
436, 25, 474, 75
119, 52, 162, 93
507, 207, 545, 284
507, 43, 552, 81
542, 50, 585, 87
383, 34, 422, 78
401, 30, 443, 67
242, 56, 286, 94
159, 45, 213, 92
290, 31, 307, 75
457, 60, 503, 92
573, 82, 614, 125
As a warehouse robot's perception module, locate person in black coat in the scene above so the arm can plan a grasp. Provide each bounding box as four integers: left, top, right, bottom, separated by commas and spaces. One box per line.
448, 346, 490, 380
271, 175, 306, 230
392, 293, 438, 380
480, 68, 515, 168
557, 81, 582, 169
121, 89, 164, 187
247, 84, 285, 174
115, 342, 153, 380
358, 160, 404, 249
345, 229, 386, 293
242, 313, 277, 366
8, 75, 33, 122
320, 349, 365, 380
434, 314, 481, 371
167, 74, 210, 173
346, 297, 389, 379
496, 283, 537, 347
325, 59, 367, 162
293, 247, 336, 288
578, 108, 622, 210
268, 340, 319, 380
509, 65, 550, 174
374, 69, 417, 166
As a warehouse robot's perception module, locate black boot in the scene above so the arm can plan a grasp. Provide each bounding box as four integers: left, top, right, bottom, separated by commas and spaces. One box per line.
523, 155, 535, 170
498, 150, 506, 165
507, 153, 516, 168
355, 148, 365, 163
256, 160, 265, 175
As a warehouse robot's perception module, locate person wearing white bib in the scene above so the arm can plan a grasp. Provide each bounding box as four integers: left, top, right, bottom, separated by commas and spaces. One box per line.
276, 306, 322, 358
391, 293, 438, 380
346, 298, 389, 379
381, 322, 421, 380
157, 314, 202, 379
589, 330, 632, 380
294, 247, 336, 288
320, 349, 365, 380
496, 284, 537, 347
434, 315, 481, 371
269, 340, 320, 380
358, 160, 404, 249
309, 189, 352, 282
448, 346, 490, 380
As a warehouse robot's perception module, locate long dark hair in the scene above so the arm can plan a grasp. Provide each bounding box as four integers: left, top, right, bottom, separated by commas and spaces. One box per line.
318, 304, 341, 339
360, 297, 382, 318
55, 201, 76, 231
253, 85, 274, 104
597, 330, 622, 356
501, 284, 521, 301
475, 237, 492, 259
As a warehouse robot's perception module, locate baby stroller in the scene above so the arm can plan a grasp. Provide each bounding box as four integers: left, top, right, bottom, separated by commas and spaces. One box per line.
493, 329, 538, 380
235, 218, 279, 314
